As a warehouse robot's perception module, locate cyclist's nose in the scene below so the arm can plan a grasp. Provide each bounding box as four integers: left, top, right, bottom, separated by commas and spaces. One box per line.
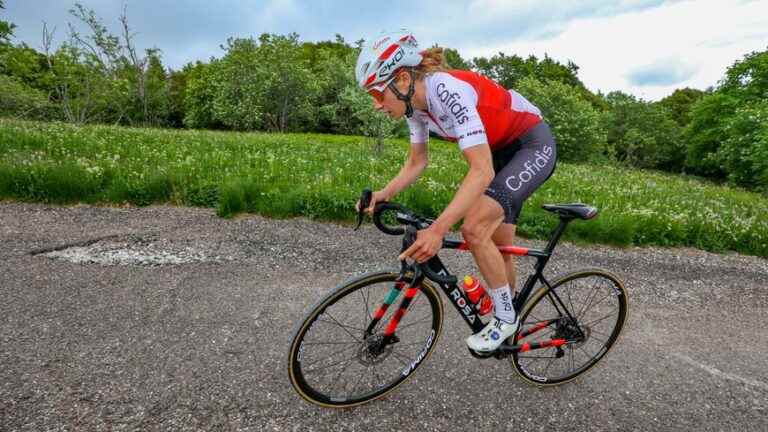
372, 99, 384, 111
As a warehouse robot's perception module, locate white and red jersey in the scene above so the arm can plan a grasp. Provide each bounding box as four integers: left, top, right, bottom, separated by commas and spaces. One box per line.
407, 70, 542, 151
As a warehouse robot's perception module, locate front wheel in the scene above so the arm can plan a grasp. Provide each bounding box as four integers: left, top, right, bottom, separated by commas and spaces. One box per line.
511, 269, 628, 386
287, 272, 444, 408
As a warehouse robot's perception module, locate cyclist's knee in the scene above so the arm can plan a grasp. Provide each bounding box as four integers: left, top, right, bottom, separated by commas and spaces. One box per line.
461, 218, 502, 247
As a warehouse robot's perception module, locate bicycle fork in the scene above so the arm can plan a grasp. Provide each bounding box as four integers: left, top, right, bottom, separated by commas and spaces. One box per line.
364, 273, 422, 351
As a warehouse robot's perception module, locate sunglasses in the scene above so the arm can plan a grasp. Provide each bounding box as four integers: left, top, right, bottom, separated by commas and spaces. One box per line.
367, 88, 386, 102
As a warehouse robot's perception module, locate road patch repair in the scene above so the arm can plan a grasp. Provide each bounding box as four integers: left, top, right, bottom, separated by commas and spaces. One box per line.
30, 233, 239, 266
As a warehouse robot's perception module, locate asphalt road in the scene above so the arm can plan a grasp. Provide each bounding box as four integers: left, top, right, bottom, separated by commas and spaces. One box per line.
1, 203, 767, 431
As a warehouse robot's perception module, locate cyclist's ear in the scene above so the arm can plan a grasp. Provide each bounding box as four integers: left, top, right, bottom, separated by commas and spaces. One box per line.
395, 70, 411, 88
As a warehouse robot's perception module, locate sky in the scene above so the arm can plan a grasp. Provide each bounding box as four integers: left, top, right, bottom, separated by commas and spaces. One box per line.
4, 0, 767, 101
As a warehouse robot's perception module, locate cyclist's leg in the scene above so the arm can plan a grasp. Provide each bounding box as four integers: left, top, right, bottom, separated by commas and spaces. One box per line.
491, 223, 517, 295
460, 195, 507, 290
484, 121, 557, 304
462, 197, 520, 351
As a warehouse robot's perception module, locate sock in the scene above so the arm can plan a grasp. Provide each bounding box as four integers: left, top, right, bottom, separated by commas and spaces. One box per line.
490, 284, 516, 323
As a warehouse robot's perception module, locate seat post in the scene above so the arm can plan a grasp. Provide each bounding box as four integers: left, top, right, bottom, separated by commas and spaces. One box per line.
544, 217, 573, 254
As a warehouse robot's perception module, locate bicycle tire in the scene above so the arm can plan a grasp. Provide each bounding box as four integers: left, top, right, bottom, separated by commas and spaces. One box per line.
511, 269, 628, 386
287, 271, 443, 408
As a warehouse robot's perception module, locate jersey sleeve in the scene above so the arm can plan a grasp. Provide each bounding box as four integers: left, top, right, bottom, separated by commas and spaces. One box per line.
433, 77, 488, 151
406, 115, 429, 146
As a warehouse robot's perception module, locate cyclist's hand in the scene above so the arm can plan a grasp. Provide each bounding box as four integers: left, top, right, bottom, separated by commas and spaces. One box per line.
398, 226, 443, 263
355, 190, 389, 215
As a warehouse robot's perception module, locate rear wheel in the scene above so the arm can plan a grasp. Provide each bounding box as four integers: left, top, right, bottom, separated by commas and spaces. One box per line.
511, 269, 627, 385
288, 272, 443, 408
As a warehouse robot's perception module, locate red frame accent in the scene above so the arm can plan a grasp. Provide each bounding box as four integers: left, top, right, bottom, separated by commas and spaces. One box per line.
378, 43, 399, 61
383, 287, 419, 337
515, 320, 551, 342
457, 242, 530, 256
519, 339, 567, 352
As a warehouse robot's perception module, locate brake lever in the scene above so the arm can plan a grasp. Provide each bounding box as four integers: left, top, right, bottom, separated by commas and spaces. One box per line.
355, 189, 373, 231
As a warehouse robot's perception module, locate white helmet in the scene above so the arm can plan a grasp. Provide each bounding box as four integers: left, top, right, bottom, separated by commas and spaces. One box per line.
355, 30, 423, 92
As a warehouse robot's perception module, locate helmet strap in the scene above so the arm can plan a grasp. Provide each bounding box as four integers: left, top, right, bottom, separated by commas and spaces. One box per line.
387, 69, 416, 118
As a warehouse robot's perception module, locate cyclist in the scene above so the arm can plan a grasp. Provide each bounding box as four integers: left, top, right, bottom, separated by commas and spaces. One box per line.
355, 30, 557, 352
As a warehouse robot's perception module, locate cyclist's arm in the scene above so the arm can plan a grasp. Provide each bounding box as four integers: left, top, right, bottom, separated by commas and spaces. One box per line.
430, 144, 494, 235
380, 142, 428, 201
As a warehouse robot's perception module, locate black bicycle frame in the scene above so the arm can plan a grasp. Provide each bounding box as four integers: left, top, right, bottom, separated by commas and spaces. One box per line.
420, 216, 580, 338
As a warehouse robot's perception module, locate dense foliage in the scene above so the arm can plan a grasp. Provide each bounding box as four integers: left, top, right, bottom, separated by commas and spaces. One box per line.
0, 3, 766, 192
2, 118, 767, 257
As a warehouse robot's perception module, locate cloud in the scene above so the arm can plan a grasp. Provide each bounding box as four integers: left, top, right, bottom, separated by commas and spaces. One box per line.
627, 58, 697, 86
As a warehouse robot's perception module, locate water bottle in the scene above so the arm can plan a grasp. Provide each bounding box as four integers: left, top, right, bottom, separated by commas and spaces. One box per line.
462, 275, 493, 315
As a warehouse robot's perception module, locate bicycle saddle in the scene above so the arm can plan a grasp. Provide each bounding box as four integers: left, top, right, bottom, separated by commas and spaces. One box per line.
542, 203, 598, 220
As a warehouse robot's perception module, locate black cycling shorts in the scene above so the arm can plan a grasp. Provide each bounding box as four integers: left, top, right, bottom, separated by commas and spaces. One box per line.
484, 122, 557, 225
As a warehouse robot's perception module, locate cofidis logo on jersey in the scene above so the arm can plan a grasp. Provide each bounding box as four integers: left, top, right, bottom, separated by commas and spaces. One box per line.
436, 82, 470, 125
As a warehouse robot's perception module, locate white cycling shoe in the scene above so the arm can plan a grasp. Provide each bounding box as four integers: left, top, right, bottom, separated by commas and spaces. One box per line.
466, 316, 519, 352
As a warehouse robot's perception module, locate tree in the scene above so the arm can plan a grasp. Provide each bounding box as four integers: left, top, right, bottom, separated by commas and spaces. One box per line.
515, 77, 607, 162
684, 92, 739, 177
717, 48, 768, 102
256, 33, 320, 132
0, 43, 50, 90
167, 66, 191, 128
685, 47, 768, 179
472, 52, 604, 110
443, 48, 472, 70
0, 0, 15, 44
0, 74, 53, 119
714, 101, 768, 191
658, 87, 706, 127
603, 91, 684, 171
42, 26, 116, 124
39, 3, 171, 125
208, 38, 266, 131
206, 34, 320, 132
183, 60, 223, 129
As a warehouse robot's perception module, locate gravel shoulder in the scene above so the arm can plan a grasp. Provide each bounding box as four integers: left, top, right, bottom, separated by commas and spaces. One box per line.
1, 202, 767, 431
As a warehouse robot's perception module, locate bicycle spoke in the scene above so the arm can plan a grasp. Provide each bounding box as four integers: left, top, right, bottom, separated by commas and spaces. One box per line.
301, 344, 358, 370
398, 341, 429, 347
389, 349, 413, 367
584, 334, 608, 346
576, 281, 602, 319
566, 286, 577, 319
361, 288, 373, 323
371, 365, 386, 390
348, 370, 365, 400
316, 317, 367, 333
301, 341, 359, 346
588, 328, 611, 338
578, 346, 597, 363
317, 314, 364, 342
582, 310, 618, 328
578, 293, 613, 320
543, 355, 556, 376
517, 354, 560, 359
303, 347, 358, 374
330, 356, 360, 396
395, 315, 431, 331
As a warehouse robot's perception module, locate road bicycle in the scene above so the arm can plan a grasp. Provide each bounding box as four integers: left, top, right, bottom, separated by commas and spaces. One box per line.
288, 189, 628, 408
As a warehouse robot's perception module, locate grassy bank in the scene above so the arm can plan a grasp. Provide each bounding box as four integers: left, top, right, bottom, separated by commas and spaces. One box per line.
1, 118, 767, 257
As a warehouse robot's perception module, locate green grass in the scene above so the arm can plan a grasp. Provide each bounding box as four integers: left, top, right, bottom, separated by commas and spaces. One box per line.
2, 118, 767, 258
